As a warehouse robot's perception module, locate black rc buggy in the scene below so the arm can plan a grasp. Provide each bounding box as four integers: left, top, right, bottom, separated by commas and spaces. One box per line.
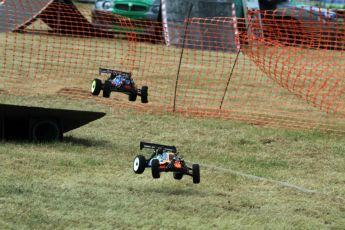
91, 67, 148, 103
133, 142, 200, 184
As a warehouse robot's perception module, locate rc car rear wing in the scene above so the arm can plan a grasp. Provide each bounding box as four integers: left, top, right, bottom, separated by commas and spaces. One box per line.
140, 141, 177, 153
99, 67, 131, 77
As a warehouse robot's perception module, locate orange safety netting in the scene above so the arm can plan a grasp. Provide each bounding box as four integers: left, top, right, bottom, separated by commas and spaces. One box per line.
1, 1, 345, 133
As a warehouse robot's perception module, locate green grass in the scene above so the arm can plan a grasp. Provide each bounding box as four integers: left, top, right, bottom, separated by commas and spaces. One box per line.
0, 95, 345, 229
1, 4, 345, 228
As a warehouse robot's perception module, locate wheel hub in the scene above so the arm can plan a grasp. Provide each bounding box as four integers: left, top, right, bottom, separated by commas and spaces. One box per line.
133, 158, 139, 171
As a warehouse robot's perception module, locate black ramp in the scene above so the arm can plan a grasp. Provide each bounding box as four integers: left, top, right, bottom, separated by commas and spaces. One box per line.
39, 0, 102, 36
0, 103, 106, 141
0, 0, 101, 35
0, 0, 54, 33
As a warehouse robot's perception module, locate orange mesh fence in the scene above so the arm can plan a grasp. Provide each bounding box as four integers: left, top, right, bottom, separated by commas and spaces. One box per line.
1, 1, 345, 133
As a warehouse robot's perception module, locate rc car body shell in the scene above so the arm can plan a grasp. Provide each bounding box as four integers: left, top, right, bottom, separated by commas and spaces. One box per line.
148, 152, 183, 170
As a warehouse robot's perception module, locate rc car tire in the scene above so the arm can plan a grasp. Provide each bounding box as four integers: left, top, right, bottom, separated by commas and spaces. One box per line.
173, 172, 183, 180
91, 79, 102, 96
151, 159, 160, 179
192, 164, 200, 184
103, 80, 112, 98
141, 86, 148, 103
133, 155, 146, 174
129, 91, 137, 102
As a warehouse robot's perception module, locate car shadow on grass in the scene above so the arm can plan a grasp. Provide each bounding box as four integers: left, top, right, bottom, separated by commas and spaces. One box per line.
63, 135, 112, 147
1, 136, 112, 148
138, 184, 207, 197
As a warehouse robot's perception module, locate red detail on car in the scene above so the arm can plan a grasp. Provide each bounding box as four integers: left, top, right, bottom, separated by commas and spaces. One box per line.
174, 161, 182, 169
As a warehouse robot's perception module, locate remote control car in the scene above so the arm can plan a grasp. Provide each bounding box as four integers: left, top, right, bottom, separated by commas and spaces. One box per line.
91, 67, 148, 103
133, 142, 200, 184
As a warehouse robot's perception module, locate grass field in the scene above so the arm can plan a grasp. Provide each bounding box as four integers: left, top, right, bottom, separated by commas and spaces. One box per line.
1, 2, 345, 228
0, 94, 345, 229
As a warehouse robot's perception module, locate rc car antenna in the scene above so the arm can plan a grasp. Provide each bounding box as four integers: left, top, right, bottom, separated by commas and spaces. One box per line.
173, 3, 193, 112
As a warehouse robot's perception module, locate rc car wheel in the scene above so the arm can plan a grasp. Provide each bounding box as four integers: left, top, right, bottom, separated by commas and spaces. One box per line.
103, 80, 111, 98
91, 79, 102, 96
133, 155, 146, 174
192, 164, 200, 184
129, 91, 137, 102
151, 159, 160, 179
173, 172, 183, 180
141, 86, 148, 103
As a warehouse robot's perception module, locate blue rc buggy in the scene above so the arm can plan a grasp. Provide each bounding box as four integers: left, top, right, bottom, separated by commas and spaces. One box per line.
91, 68, 148, 103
